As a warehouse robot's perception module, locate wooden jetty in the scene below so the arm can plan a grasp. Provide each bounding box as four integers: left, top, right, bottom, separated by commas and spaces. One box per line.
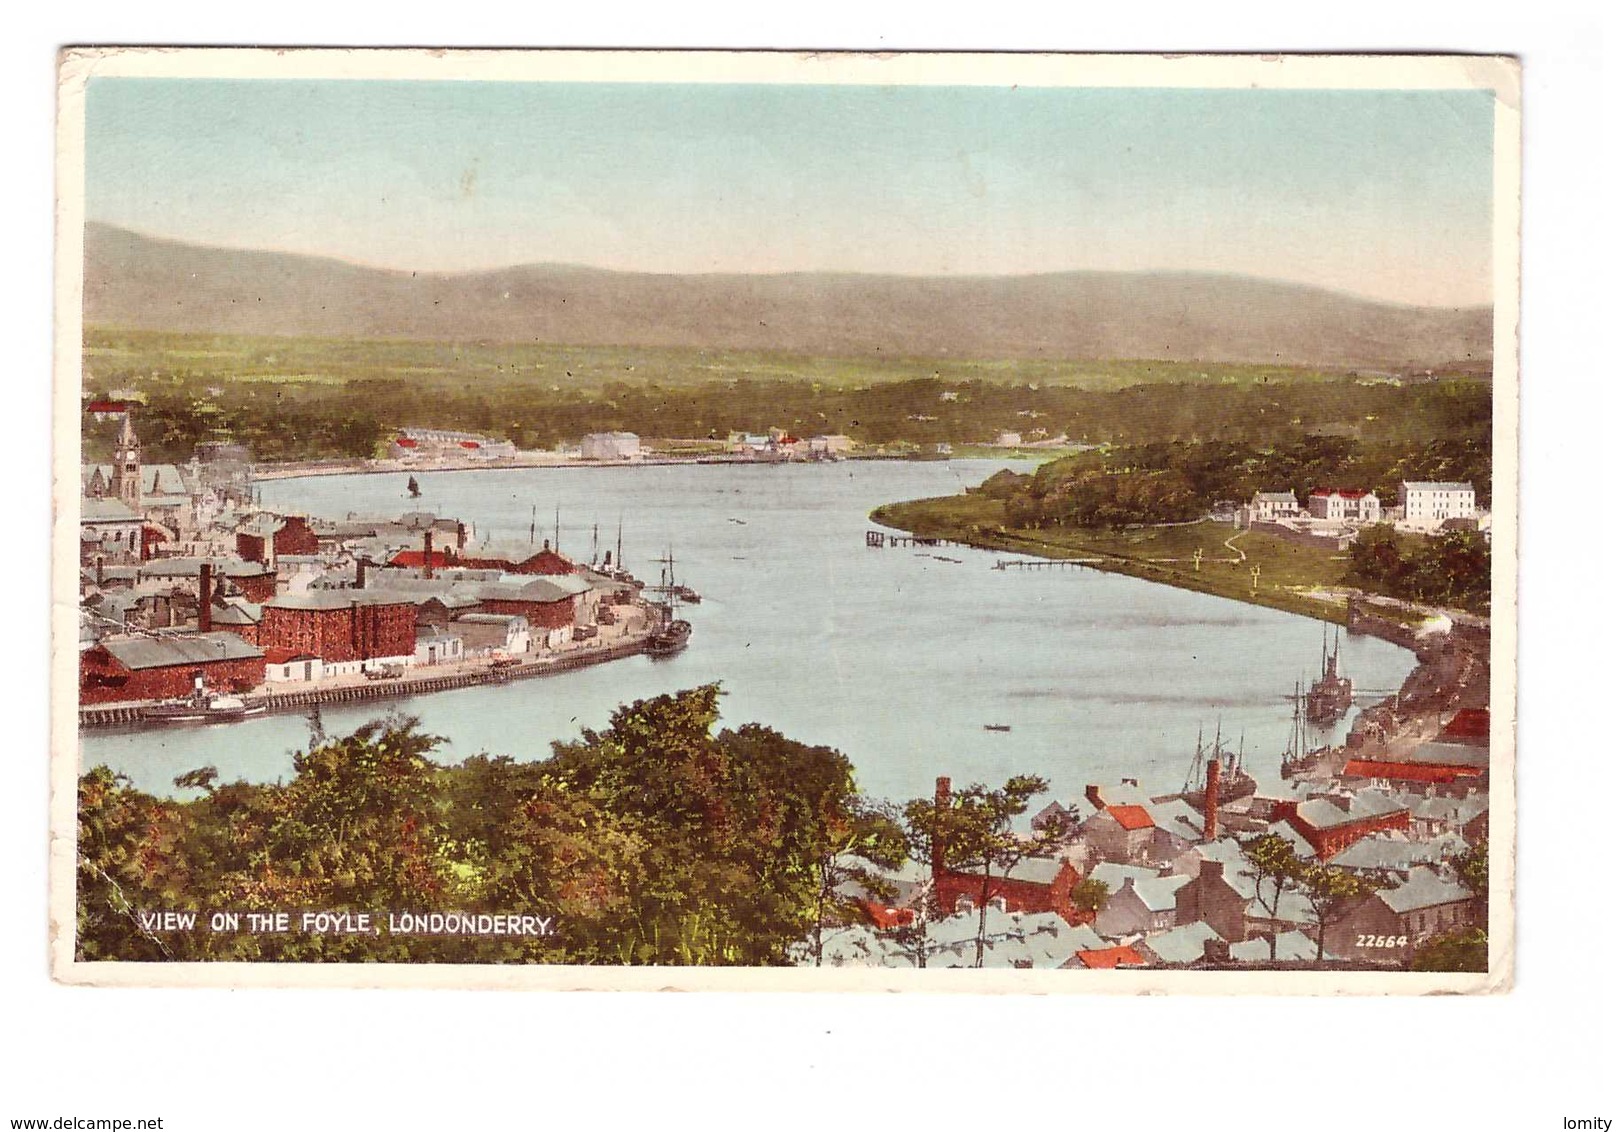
993, 557, 1103, 570
866, 530, 959, 549
79, 636, 655, 730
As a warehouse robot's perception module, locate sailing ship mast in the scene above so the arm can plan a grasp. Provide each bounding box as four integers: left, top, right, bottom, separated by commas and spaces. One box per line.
1306, 622, 1354, 725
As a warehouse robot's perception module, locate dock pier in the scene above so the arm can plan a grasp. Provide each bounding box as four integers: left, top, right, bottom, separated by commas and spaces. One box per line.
79, 637, 654, 731
865, 530, 959, 549
992, 557, 1103, 570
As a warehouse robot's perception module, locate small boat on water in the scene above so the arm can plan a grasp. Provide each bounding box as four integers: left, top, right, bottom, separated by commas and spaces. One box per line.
141, 689, 267, 724
674, 585, 702, 605
983, 724, 1012, 733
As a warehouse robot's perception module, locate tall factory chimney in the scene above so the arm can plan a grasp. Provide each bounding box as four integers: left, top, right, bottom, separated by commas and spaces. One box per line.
198, 562, 214, 634
422, 531, 434, 580
354, 557, 368, 589
1203, 757, 1221, 842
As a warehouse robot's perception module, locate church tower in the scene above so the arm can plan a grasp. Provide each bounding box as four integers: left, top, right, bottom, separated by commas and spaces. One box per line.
112, 410, 142, 511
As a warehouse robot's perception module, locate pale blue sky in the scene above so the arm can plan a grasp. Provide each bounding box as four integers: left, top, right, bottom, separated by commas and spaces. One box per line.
85, 79, 1496, 306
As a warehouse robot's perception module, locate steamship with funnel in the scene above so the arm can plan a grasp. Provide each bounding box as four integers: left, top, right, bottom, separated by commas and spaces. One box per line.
1306, 626, 1354, 726
1177, 722, 1258, 811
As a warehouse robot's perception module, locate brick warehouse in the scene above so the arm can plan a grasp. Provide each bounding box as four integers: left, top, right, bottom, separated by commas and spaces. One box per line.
260, 592, 418, 666
236, 514, 321, 564
471, 577, 588, 632
1272, 794, 1411, 859
933, 855, 1088, 925
80, 632, 266, 704
929, 778, 1090, 926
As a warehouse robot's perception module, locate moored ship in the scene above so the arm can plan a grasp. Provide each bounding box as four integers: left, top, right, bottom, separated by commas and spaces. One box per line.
1280, 679, 1330, 778
644, 548, 695, 658
141, 688, 267, 724
646, 612, 692, 658
1306, 626, 1354, 726
1178, 722, 1257, 809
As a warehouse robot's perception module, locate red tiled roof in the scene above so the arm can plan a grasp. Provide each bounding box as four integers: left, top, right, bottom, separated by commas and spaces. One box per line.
263, 647, 316, 665
389, 550, 456, 568
1310, 488, 1370, 498
1342, 759, 1485, 784
1107, 805, 1156, 831
459, 440, 481, 449
394, 437, 418, 447
1077, 944, 1148, 969
1441, 708, 1490, 742
464, 549, 577, 575
87, 400, 130, 413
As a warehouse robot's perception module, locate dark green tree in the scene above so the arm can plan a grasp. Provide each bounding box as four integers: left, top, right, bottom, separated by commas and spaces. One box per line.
903, 776, 1064, 968
1069, 877, 1110, 915
1241, 832, 1308, 960
1294, 861, 1381, 962
807, 798, 908, 967
1411, 926, 1488, 972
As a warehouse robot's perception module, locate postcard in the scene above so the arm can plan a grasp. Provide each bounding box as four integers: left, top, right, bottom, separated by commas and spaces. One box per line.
52, 48, 1519, 991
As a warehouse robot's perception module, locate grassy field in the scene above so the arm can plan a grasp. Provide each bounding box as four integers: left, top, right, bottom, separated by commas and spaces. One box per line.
871, 495, 1355, 623
81, 326, 1493, 468
84, 327, 1379, 395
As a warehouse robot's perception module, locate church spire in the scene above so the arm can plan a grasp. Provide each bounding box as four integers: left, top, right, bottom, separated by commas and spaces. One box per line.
112, 410, 142, 510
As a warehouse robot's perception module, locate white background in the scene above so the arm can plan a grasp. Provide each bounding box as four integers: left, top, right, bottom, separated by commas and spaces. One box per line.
4, 5, 1613, 1128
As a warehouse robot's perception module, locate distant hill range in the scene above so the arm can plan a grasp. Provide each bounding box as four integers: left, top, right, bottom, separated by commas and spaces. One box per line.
84, 223, 1491, 370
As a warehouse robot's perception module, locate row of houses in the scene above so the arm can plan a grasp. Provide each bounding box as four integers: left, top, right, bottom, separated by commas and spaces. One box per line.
1247, 482, 1482, 532
729, 430, 854, 460
388, 428, 518, 462
828, 710, 1489, 968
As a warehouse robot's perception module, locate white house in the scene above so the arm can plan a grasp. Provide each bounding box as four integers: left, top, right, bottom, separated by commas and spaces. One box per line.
808, 434, 854, 456
1249, 490, 1300, 522
264, 648, 323, 683
80, 498, 146, 563
414, 626, 465, 667
580, 432, 641, 460
1307, 489, 1382, 523
1398, 482, 1476, 529
454, 612, 531, 657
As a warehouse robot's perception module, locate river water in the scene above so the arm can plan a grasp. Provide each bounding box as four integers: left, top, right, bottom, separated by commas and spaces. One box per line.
81, 460, 1416, 809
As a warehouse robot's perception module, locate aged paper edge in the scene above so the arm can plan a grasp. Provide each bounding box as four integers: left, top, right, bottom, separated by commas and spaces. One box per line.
49, 47, 1521, 994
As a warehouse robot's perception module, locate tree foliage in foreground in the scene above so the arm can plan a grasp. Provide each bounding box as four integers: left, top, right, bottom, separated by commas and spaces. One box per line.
1411, 927, 1488, 972
76, 687, 879, 966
